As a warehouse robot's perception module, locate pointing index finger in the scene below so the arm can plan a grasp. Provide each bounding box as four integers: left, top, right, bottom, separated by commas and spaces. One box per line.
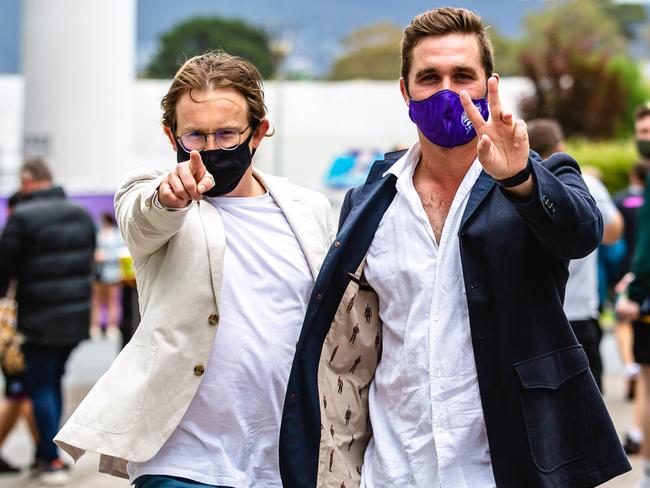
189, 150, 206, 181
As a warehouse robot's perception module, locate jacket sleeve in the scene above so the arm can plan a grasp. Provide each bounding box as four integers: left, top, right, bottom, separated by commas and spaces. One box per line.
501, 152, 602, 260
0, 214, 25, 291
114, 167, 194, 266
629, 177, 650, 304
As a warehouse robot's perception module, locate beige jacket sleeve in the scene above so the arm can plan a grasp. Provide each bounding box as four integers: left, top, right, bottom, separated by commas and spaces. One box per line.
114, 167, 195, 266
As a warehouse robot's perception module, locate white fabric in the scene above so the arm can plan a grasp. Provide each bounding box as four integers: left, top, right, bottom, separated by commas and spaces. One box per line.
128, 192, 312, 487
361, 142, 496, 488
564, 173, 619, 321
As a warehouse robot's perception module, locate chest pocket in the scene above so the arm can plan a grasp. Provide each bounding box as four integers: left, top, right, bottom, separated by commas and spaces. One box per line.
316, 265, 382, 488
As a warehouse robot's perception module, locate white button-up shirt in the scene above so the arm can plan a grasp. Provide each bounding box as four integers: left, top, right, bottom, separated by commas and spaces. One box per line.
361, 142, 496, 488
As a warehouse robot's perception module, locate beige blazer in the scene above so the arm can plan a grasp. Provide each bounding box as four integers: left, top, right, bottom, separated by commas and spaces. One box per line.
54, 167, 336, 478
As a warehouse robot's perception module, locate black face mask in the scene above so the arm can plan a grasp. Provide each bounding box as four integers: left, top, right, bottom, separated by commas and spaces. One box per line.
176, 131, 256, 197
636, 139, 650, 160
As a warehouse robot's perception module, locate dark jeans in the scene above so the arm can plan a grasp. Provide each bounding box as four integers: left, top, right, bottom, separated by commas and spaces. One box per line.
570, 318, 603, 392
135, 475, 232, 488
23, 343, 75, 462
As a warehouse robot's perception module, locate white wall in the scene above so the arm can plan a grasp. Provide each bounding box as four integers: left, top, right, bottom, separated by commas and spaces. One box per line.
21, 0, 136, 193
0, 76, 23, 194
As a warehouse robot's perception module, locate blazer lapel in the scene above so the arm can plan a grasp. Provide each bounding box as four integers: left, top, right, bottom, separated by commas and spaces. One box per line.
197, 200, 227, 306
460, 170, 496, 230
258, 170, 322, 282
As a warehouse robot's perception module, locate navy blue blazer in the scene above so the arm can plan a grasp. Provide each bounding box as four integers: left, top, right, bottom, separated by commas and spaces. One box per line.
280, 150, 631, 487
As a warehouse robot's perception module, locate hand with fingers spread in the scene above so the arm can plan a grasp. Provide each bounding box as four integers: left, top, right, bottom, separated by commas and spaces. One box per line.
460, 76, 530, 184
158, 150, 216, 208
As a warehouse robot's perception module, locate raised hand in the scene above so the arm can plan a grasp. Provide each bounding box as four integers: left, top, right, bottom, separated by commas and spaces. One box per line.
158, 151, 215, 208
460, 76, 529, 181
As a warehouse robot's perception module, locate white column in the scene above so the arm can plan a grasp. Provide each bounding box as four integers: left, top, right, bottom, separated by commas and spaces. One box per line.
22, 0, 136, 193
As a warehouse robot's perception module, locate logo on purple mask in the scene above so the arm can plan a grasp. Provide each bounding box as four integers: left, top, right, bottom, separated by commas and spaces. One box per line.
408, 89, 489, 148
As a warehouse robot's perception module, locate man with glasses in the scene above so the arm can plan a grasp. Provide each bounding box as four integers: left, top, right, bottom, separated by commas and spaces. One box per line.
55, 51, 335, 488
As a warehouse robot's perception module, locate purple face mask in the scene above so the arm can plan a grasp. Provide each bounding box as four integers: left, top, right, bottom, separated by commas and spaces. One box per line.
408, 89, 489, 148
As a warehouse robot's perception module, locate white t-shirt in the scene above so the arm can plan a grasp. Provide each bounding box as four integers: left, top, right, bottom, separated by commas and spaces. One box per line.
564, 173, 619, 321
128, 192, 312, 487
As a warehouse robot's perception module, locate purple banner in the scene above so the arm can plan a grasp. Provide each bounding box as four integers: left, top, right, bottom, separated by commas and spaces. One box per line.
0, 193, 115, 228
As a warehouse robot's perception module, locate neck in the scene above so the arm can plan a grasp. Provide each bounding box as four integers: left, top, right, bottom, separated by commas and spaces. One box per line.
226, 166, 266, 198
414, 133, 477, 184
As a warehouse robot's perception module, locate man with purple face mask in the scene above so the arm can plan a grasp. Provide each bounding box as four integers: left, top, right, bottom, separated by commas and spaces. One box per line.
279, 7, 629, 488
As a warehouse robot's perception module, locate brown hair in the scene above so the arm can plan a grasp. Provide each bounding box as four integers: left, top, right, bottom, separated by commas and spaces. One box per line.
20, 159, 52, 182
632, 161, 650, 184
527, 119, 565, 159
161, 50, 267, 132
634, 101, 650, 122
401, 7, 494, 92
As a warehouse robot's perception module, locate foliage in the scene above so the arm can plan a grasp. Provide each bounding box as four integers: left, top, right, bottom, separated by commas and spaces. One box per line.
592, 0, 647, 41
144, 17, 276, 79
518, 0, 650, 139
328, 22, 402, 80
564, 138, 637, 193
488, 29, 522, 77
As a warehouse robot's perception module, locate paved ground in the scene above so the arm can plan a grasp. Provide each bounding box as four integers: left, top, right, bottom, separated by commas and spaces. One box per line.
0, 331, 643, 487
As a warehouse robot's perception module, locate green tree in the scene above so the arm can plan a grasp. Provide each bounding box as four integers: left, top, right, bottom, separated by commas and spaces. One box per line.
593, 0, 647, 41
518, 0, 649, 138
488, 28, 522, 76
144, 17, 276, 79
328, 22, 402, 80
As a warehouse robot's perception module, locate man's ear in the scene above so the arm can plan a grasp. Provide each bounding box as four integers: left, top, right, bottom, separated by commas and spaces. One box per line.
252, 119, 271, 149
163, 126, 177, 151
399, 77, 410, 106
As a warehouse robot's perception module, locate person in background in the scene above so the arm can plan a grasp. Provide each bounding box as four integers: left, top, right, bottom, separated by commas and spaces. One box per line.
0, 192, 39, 474
90, 212, 124, 340
613, 101, 650, 456
0, 160, 96, 485
615, 102, 650, 482
527, 118, 623, 391
614, 161, 649, 455
616, 168, 650, 487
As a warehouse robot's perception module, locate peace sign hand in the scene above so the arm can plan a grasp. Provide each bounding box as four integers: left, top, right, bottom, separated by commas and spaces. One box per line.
460, 76, 530, 183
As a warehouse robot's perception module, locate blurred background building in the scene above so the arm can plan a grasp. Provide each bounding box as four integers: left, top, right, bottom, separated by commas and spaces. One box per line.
2, 0, 648, 223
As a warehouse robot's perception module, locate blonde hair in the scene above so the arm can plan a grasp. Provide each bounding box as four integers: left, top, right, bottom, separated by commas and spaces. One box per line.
161, 50, 267, 132
401, 7, 494, 92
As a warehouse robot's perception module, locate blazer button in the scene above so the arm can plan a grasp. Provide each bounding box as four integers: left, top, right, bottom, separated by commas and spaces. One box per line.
290, 391, 297, 400
334, 241, 341, 248
194, 365, 205, 376
208, 313, 219, 326
317, 293, 322, 301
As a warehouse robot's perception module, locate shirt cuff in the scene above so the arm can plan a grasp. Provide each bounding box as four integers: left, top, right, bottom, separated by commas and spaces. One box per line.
151, 187, 194, 212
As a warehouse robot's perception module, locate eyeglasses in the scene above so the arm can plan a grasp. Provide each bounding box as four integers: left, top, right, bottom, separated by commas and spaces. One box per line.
175, 124, 251, 152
